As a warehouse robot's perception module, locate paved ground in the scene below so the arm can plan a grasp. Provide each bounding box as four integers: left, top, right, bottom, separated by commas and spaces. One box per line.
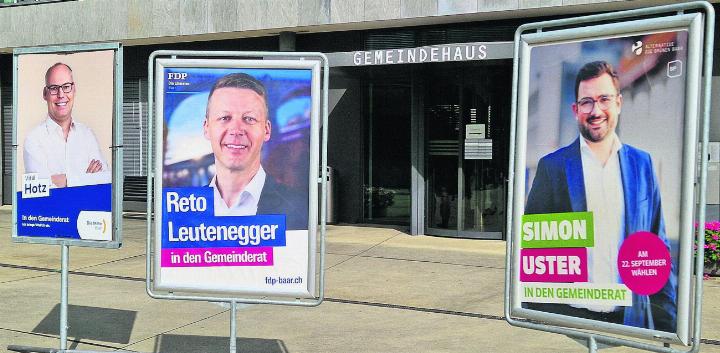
1, 206, 720, 352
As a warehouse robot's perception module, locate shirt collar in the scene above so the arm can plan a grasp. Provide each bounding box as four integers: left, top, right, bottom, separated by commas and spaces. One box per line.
209, 166, 266, 208
579, 133, 623, 157
45, 116, 74, 132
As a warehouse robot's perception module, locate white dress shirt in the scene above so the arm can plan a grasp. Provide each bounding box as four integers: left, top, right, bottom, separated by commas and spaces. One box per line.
23, 117, 111, 187
210, 166, 266, 216
576, 134, 625, 312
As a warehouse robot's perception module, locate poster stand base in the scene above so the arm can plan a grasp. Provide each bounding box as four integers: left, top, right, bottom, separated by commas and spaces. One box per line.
7, 246, 143, 353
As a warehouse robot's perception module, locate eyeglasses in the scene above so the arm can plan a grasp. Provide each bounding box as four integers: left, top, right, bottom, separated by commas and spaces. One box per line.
45, 82, 74, 95
576, 94, 618, 114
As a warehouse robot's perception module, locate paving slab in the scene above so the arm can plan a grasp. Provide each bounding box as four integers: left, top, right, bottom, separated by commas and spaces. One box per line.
700, 277, 720, 341
0, 265, 51, 284
0, 224, 146, 274
362, 240, 506, 269
324, 225, 404, 256
1, 329, 71, 353
0, 273, 225, 350
325, 255, 504, 316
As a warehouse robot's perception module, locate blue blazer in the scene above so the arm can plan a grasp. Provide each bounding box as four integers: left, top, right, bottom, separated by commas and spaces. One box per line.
526, 138, 677, 331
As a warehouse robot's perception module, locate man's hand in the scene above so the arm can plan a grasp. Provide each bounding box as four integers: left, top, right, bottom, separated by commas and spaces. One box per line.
51, 174, 67, 188
86, 159, 103, 173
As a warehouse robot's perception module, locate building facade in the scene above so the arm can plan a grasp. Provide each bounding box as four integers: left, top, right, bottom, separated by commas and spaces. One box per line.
1, 0, 718, 239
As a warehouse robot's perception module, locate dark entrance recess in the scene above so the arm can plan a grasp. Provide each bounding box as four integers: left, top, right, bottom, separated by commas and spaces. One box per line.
423, 61, 512, 239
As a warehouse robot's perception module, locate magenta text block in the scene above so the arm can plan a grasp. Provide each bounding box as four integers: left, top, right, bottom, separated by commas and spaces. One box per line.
520, 248, 588, 282
161, 247, 274, 267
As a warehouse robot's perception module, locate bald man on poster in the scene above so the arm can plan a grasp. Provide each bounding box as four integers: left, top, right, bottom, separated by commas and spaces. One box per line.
23, 62, 110, 188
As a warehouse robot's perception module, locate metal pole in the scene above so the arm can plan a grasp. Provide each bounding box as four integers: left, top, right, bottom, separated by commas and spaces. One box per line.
690, 2, 715, 351
60, 244, 69, 350
588, 336, 598, 353
229, 300, 237, 353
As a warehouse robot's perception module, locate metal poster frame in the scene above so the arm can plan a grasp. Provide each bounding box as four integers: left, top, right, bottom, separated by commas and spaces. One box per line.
7, 42, 123, 353
504, 2, 714, 352
146, 50, 327, 303
11, 42, 124, 249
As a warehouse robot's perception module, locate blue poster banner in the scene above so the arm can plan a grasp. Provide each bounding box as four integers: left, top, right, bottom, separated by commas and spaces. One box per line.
16, 183, 111, 239
162, 187, 287, 249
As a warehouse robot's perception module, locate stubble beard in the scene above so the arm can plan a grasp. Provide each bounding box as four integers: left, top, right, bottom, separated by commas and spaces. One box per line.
578, 116, 609, 143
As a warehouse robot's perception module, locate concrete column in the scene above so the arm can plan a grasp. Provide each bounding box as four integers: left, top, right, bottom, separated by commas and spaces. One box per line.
411, 74, 425, 235
279, 31, 296, 51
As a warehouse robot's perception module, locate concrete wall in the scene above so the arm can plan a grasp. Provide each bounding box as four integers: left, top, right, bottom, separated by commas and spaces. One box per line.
0, 0, 696, 52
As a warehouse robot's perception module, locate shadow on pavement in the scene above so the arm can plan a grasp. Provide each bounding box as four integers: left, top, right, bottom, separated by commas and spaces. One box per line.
154, 334, 288, 353
32, 304, 137, 344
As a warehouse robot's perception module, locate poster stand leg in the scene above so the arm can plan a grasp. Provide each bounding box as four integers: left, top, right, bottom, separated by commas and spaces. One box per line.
588, 336, 597, 353
60, 244, 69, 350
6, 245, 71, 353
570, 335, 616, 352
229, 300, 237, 353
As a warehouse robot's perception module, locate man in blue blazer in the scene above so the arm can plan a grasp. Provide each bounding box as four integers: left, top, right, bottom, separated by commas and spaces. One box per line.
525, 61, 676, 332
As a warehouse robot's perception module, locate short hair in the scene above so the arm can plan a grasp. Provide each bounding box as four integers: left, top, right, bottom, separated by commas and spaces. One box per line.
574, 61, 620, 100
45, 62, 73, 85
206, 73, 268, 117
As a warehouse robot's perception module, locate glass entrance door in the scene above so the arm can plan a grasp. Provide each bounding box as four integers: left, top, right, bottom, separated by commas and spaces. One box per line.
424, 62, 510, 239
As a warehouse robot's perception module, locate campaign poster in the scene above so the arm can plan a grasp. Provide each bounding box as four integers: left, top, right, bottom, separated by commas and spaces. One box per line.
153, 60, 319, 297
511, 23, 702, 344
14, 49, 117, 244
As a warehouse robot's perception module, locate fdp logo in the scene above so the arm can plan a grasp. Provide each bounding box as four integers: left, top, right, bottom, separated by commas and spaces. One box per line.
632, 41, 643, 56
167, 72, 188, 80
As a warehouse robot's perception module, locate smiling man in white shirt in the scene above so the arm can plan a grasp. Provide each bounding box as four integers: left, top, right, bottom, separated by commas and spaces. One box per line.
23, 62, 110, 188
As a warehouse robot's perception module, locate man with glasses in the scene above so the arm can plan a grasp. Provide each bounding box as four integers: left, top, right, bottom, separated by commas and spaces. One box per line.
23, 62, 110, 188
203, 73, 307, 229
525, 61, 676, 331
